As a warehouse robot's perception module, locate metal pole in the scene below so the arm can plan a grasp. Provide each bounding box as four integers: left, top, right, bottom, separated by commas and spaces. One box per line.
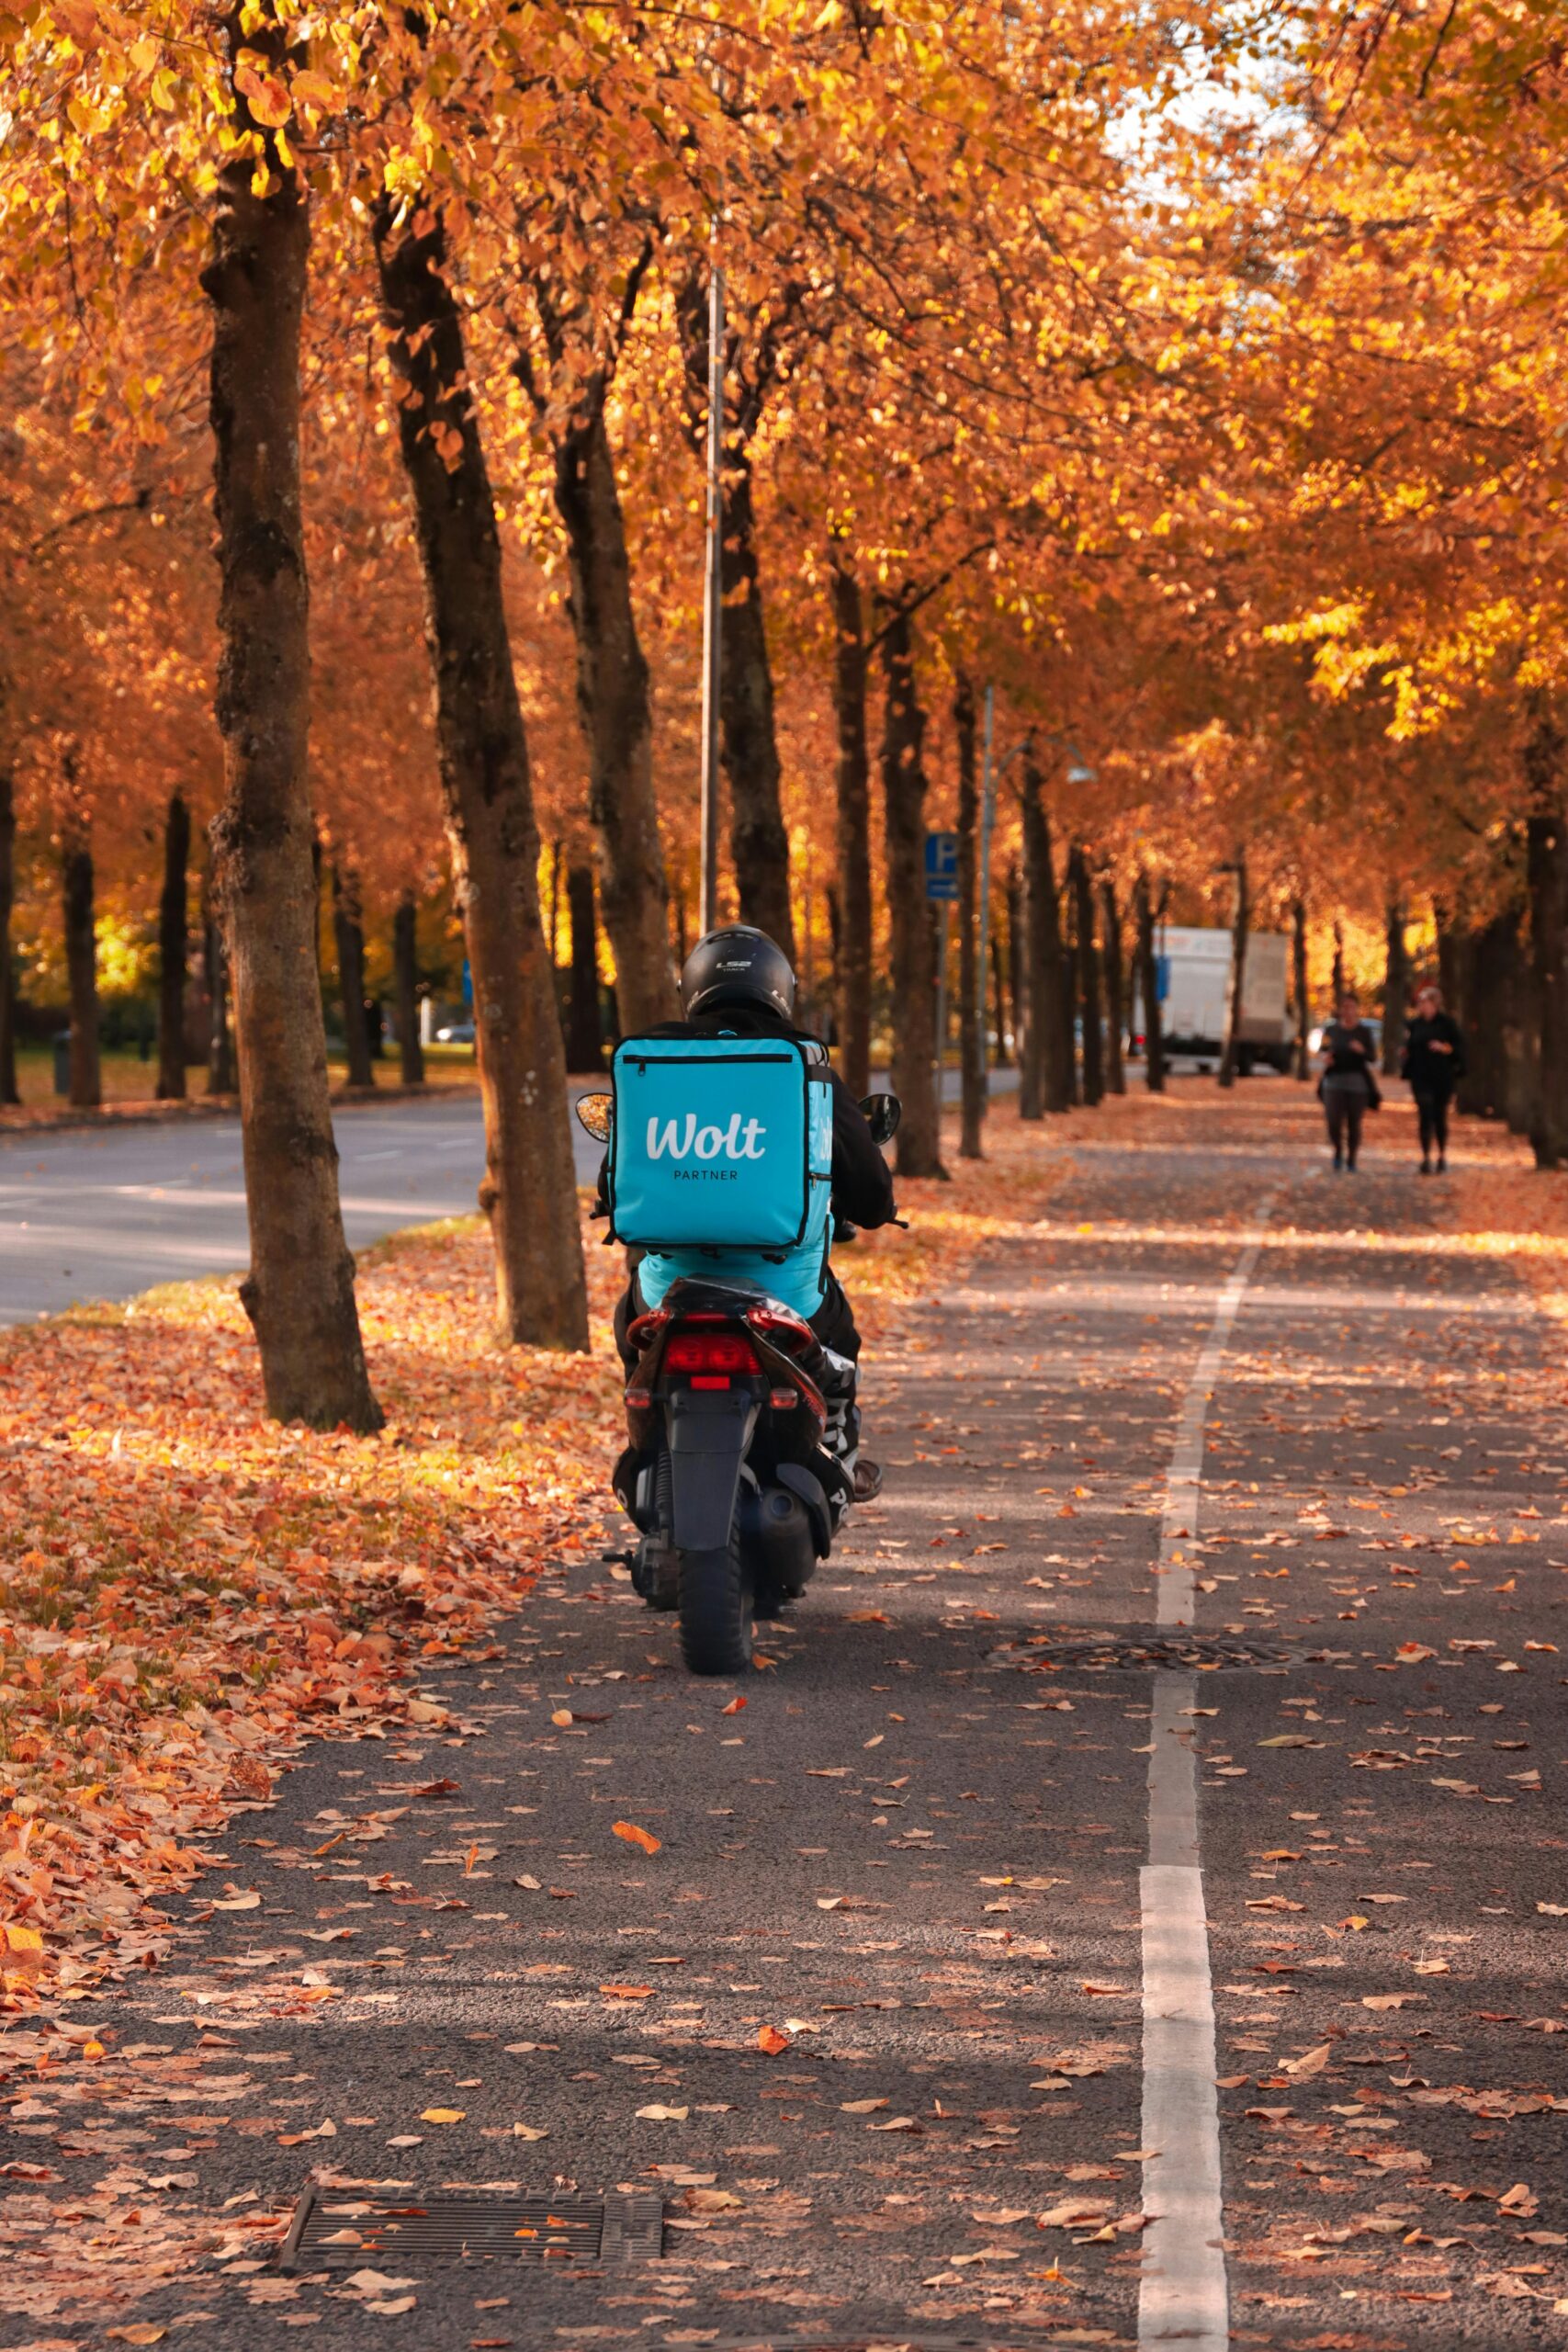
698, 261, 725, 933
933, 901, 951, 1099
976, 684, 997, 1102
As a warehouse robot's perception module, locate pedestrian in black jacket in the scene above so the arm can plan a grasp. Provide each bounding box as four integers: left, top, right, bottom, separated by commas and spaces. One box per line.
1401, 983, 1466, 1174
1318, 992, 1381, 1171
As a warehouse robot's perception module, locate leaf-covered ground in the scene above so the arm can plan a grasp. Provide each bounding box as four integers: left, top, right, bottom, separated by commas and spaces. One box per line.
0, 1104, 1066, 2015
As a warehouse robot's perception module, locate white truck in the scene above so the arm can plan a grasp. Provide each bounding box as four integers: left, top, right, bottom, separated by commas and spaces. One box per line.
1134, 926, 1293, 1073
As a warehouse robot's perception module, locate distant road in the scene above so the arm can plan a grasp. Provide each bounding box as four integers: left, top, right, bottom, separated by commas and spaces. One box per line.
0, 1066, 1019, 1326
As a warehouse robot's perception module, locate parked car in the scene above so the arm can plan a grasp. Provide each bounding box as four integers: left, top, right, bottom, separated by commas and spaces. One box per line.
434, 1020, 476, 1046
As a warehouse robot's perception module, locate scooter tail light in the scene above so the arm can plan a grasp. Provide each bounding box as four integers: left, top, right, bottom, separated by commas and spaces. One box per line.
626, 1386, 653, 1409
769, 1386, 798, 1410
664, 1329, 760, 1373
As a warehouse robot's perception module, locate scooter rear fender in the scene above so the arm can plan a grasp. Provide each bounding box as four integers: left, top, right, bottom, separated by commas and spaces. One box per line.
665, 1387, 760, 1554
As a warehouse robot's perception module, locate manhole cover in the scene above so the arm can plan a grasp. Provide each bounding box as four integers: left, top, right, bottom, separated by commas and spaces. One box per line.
279, 2185, 662, 2271
986, 1632, 1328, 1672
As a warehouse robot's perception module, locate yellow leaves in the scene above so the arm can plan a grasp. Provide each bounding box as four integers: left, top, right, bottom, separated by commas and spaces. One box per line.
419, 2106, 465, 2124
611, 1819, 660, 1855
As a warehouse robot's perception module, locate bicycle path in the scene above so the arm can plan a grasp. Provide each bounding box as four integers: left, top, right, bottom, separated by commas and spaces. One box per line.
6, 1084, 1563, 2349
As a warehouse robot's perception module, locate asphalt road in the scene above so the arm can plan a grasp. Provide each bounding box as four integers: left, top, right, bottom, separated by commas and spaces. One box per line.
7, 1083, 1562, 2348
0, 1068, 1020, 1326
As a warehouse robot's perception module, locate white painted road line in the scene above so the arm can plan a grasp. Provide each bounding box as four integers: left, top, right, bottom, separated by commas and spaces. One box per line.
1156, 1198, 1274, 1631
1139, 1199, 1273, 2352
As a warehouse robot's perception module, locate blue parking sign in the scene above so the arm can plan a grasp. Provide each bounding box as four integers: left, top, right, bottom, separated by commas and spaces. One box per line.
924, 831, 959, 900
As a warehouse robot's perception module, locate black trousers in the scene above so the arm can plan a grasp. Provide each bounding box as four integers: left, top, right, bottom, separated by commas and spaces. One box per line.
1414, 1091, 1451, 1159
1325, 1090, 1365, 1164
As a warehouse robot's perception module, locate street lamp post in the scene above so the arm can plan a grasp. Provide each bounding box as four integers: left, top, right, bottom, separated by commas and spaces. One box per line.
698, 262, 725, 933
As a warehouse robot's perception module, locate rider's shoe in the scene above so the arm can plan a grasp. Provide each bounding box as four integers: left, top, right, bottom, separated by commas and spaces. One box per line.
852, 1458, 884, 1503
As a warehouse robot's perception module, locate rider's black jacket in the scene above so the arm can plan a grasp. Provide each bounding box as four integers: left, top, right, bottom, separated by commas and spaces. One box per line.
594, 1004, 897, 1231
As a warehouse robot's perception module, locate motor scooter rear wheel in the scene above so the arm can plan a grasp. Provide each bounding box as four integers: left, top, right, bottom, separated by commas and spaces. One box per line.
677, 1520, 754, 1676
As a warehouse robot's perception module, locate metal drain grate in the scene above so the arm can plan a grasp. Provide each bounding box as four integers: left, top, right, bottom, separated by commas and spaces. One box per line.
985, 1631, 1334, 1673
279, 2185, 662, 2271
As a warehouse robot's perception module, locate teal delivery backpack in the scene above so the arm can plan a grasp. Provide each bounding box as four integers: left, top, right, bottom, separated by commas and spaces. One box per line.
606, 1034, 834, 1260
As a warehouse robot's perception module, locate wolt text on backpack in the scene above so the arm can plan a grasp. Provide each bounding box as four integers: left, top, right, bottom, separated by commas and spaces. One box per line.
604, 1034, 834, 1316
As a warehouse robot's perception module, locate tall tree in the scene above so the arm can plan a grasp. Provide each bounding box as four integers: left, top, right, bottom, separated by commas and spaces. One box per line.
59, 786, 100, 1112
374, 195, 587, 1351
332, 865, 374, 1091
679, 269, 795, 960
1021, 746, 1071, 1114
522, 254, 678, 1032
1134, 870, 1166, 1094
829, 554, 873, 1098
566, 861, 605, 1073
0, 770, 17, 1107
954, 674, 985, 1159
1069, 844, 1103, 1106
1382, 899, 1408, 1076
1292, 897, 1310, 1080
1100, 876, 1125, 1097
205, 15, 381, 1430
155, 788, 190, 1102
393, 893, 423, 1087
1218, 854, 1250, 1090
1526, 709, 1568, 1170
879, 604, 942, 1178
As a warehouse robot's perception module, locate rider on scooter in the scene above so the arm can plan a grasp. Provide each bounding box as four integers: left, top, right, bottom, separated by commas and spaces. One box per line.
603, 924, 897, 1499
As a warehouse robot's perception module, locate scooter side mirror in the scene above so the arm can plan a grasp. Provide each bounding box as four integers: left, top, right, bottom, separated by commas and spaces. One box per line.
859, 1091, 901, 1147
575, 1091, 614, 1143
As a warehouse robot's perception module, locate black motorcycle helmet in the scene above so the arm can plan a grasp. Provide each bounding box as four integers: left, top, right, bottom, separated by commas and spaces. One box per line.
680, 924, 795, 1021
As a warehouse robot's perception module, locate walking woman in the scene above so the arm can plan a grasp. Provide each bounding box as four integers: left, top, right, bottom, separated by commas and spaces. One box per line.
1318, 990, 1381, 1171
1401, 981, 1466, 1173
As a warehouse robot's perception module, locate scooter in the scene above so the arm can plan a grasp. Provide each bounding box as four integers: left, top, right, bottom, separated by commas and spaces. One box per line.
574, 1091, 900, 1675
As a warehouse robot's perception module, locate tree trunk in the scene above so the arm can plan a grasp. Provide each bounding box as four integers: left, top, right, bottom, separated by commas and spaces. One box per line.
547, 838, 563, 969
718, 451, 795, 957
332, 865, 375, 1090
1455, 907, 1519, 1120
1069, 845, 1103, 1105
553, 402, 678, 1029
566, 860, 605, 1072
374, 196, 587, 1350
1134, 871, 1165, 1094
205, 50, 380, 1430
1017, 782, 1043, 1118
829, 558, 872, 1098
204, 884, 236, 1096
394, 892, 423, 1085
0, 770, 17, 1106
1004, 862, 1022, 1077
1292, 896, 1310, 1080
1021, 744, 1071, 1114
155, 788, 190, 1100
1382, 899, 1408, 1076
1218, 855, 1250, 1088
1331, 922, 1345, 1007
1100, 876, 1125, 1096
954, 674, 984, 1159
61, 820, 100, 1110
1435, 895, 1459, 1012
1526, 712, 1568, 1168
991, 922, 1010, 1068
878, 605, 943, 1178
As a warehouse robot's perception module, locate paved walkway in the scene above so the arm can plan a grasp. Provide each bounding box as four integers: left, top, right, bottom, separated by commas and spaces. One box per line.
7, 1082, 1564, 2347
